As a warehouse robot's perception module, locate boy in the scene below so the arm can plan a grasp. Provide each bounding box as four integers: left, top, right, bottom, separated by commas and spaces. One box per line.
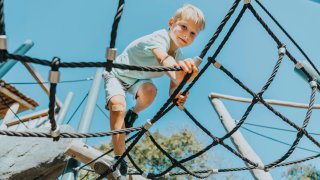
101, 4, 205, 177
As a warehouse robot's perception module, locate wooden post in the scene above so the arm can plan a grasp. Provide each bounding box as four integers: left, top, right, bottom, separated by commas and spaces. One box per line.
64, 140, 116, 180
210, 98, 273, 180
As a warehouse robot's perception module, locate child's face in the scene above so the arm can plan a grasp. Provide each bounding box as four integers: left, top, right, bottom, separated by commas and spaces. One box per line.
169, 18, 201, 48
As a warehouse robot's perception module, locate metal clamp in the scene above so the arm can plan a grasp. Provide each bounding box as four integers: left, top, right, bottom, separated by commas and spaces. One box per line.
211, 168, 219, 174
278, 46, 286, 56
106, 48, 117, 61
164, 173, 170, 179
50, 125, 61, 138
310, 80, 317, 88
0, 35, 7, 50
143, 119, 153, 130
194, 56, 203, 67
213, 61, 221, 69
49, 71, 60, 83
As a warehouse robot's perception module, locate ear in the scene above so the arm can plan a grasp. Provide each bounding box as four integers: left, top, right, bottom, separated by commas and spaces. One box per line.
168, 17, 175, 29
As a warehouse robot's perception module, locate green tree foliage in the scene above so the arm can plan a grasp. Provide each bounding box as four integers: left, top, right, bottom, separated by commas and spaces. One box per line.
78, 128, 208, 179
283, 164, 320, 180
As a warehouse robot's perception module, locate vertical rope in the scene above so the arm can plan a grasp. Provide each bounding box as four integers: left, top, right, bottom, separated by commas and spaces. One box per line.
0, 0, 5, 35
48, 57, 60, 141
109, 0, 125, 48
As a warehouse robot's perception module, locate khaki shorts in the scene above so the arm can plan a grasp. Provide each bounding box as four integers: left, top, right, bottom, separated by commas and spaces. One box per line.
102, 71, 153, 107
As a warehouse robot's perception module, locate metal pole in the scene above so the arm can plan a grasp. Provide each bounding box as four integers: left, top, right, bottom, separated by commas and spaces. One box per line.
210, 97, 273, 180
0, 40, 34, 78
57, 92, 74, 125
61, 68, 103, 180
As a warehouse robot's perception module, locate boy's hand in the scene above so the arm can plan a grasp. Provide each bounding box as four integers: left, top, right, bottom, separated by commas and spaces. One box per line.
175, 92, 189, 107
176, 59, 199, 82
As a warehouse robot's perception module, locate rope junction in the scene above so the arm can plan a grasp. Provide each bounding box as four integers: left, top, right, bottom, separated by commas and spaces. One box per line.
0, 0, 319, 179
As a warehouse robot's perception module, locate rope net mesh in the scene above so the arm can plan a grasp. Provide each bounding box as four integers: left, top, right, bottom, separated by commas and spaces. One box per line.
0, 0, 319, 179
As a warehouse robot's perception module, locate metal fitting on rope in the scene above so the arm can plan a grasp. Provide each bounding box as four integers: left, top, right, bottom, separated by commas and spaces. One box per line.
142, 172, 148, 178
213, 61, 221, 69
194, 56, 203, 67
143, 119, 153, 130
50, 125, 61, 138
244, 0, 251, 4
211, 168, 219, 174
164, 173, 170, 179
310, 80, 317, 88
106, 48, 117, 72
0, 35, 7, 50
49, 57, 61, 83
278, 45, 286, 56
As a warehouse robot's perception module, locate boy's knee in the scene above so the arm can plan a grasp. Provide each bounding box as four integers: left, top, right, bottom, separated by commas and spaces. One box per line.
108, 96, 126, 112
142, 83, 157, 97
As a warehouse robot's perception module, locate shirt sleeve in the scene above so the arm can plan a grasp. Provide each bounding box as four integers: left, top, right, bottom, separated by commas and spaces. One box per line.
141, 32, 169, 56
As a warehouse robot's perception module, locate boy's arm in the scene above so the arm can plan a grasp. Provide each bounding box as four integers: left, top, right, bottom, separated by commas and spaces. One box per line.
151, 48, 198, 85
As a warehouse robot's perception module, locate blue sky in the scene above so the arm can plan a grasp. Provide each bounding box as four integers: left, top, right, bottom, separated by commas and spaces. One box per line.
3, 0, 320, 179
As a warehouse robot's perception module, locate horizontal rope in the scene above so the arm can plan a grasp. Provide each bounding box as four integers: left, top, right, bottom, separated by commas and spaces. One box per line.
5, 53, 182, 71
0, 126, 142, 138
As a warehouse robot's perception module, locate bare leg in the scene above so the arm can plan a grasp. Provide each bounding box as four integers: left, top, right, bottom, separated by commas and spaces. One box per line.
132, 83, 157, 114
108, 95, 126, 156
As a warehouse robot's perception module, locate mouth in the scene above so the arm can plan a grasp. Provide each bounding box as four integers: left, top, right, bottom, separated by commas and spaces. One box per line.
178, 37, 187, 44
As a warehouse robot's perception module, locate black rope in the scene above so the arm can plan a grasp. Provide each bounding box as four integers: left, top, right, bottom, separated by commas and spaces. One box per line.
76, 132, 140, 171
265, 83, 317, 170
146, 134, 213, 179
48, 57, 60, 141
184, 5, 247, 95
254, 0, 320, 77
199, 0, 241, 59
109, 0, 124, 48
5, 53, 184, 71
183, 107, 259, 167
0, 0, 5, 35
247, 4, 315, 82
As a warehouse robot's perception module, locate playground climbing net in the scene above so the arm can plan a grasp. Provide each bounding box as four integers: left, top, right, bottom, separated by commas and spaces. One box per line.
0, 0, 319, 179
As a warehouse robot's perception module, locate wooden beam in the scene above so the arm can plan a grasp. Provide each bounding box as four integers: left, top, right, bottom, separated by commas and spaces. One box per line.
5, 108, 49, 127
209, 92, 320, 109
22, 62, 62, 108
0, 86, 35, 110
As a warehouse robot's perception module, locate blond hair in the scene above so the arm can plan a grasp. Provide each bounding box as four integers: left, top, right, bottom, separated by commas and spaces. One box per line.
173, 4, 205, 30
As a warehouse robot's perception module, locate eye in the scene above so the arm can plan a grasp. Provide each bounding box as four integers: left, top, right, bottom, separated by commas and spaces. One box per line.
190, 32, 196, 37
181, 25, 187, 30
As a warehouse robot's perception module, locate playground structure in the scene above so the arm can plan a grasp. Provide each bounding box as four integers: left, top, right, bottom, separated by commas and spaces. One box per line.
0, 0, 319, 179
